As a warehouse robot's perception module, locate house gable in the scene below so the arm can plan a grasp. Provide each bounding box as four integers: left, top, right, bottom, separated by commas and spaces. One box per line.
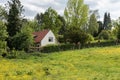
41, 30, 56, 46
33, 30, 49, 43
33, 30, 56, 47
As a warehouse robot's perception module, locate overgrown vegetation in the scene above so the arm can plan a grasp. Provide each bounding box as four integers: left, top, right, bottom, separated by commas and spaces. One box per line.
0, 46, 120, 80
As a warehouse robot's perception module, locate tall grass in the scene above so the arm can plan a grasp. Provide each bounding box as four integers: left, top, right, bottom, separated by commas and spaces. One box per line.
0, 46, 120, 80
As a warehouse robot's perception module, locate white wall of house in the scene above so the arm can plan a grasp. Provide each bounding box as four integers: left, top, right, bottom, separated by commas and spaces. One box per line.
41, 30, 56, 46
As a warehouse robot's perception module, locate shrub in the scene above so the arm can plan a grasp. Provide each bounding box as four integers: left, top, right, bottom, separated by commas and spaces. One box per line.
11, 26, 34, 52
98, 30, 111, 40
0, 21, 8, 57
87, 34, 94, 42
117, 25, 120, 39
41, 44, 76, 53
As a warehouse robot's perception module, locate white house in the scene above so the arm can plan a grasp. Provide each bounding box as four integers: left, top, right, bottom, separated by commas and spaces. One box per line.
33, 30, 57, 47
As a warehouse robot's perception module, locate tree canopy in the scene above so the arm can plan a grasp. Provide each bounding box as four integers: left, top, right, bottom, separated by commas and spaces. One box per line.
64, 0, 89, 30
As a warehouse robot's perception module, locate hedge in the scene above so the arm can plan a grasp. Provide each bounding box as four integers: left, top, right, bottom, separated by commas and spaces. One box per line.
41, 44, 81, 53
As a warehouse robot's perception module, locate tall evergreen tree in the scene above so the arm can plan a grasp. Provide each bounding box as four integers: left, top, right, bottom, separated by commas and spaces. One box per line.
103, 12, 112, 30
6, 0, 24, 49
103, 12, 108, 30
107, 13, 112, 30
7, 0, 23, 37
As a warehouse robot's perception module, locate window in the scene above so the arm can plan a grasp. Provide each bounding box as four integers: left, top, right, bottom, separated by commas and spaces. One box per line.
48, 37, 53, 42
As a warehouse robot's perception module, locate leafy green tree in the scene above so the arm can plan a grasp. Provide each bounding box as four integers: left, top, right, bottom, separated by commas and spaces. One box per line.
11, 25, 34, 51
89, 10, 100, 20
88, 13, 99, 36
64, 0, 89, 29
23, 20, 40, 32
58, 15, 66, 35
35, 7, 62, 35
0, 6, 7, 20
0, 21, 8, 55
64, 27, 89, 45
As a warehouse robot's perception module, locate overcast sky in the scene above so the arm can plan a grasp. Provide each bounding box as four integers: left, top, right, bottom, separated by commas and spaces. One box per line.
0, 0, 120, 20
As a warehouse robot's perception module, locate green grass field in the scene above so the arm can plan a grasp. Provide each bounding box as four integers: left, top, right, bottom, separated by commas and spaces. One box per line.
0, 46, 120, 80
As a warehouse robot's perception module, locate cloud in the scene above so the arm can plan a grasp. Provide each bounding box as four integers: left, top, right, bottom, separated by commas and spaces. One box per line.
0, 0, 120, 20
85, 0, 120, 20
20, 0, 67, 19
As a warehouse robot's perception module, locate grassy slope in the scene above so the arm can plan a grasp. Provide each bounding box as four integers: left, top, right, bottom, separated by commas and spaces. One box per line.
0, 46, 120, 80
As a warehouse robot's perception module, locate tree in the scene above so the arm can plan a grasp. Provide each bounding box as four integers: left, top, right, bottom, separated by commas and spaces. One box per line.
89, 10, 100, 20
11, 24, 34, 51
35, 7, 63, 35
0, 6, 7, 20
6, 0, 24, 49
107, 13, 112, 30
7, 0, 23, 37
0, 21, 8, 55
88, 13, 99, 36
117, 24, 120, 39
64, 27, 89, 45
58, 15, 66, 35
23, 20, 40, 32
64, 0, 89, 30
116, 18, 120, 39
97, 21, 103, 33
103, 12, 112, 30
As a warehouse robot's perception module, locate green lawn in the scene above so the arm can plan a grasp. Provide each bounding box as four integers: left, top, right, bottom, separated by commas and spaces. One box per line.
0, 46, 120, 80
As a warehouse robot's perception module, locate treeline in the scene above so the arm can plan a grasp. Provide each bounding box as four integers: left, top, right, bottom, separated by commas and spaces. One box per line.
0, 0, 120, 57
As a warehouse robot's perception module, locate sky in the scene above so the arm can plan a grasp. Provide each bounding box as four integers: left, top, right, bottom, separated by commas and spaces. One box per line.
0, 0, 120, 20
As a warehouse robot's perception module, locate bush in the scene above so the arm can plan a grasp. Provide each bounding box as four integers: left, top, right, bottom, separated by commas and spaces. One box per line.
41, 44, 78, 53
6, 50, 27, 59
87, 34, 94, 42
98, 30, 111, 40
117, 25, 120, 39
11, 26, 34, 52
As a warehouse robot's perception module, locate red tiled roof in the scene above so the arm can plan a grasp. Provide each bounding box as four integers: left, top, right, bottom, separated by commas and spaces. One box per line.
33, 30, 50, 43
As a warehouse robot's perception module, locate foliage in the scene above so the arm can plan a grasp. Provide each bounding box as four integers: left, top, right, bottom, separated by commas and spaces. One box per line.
103, 12, 112, 30
98, 30, 112, 40
87, 34, 94, 41
0, 21, 8, 56
85, 40, 116, 48
117, 24, 120, 39
88, 13, 99, 36
64, 27, 89, 45
6, 0, 24, 37
6, 0, 24, 50
35, 7, 63, 35
0, 6, 7, 20
41, 44, 76, 53
97, 21, 103, 35
64, 0, 89, 30
11, 25, 34, 51
23, 20, 40, 32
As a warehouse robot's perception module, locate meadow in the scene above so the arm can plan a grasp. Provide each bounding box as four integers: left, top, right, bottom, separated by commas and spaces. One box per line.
0, 46, 120, 80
